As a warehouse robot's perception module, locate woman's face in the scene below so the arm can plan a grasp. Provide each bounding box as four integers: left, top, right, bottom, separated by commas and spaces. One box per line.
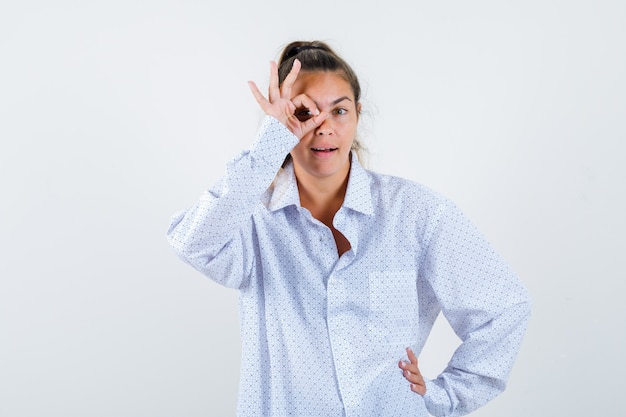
289, 71, 359, 185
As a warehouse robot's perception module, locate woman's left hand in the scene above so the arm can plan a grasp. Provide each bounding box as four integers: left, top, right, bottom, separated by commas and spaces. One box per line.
398, 347, 426, 395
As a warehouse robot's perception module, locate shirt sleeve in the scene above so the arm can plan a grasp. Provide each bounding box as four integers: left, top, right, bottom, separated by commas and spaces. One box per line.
166, 116, 299, 289
420, 201, 532, 417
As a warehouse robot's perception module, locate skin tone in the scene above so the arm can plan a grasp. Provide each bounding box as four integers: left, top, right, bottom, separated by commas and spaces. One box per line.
249, 58, 426, 396
249, 59, 356, 256
399, 347, 427, 395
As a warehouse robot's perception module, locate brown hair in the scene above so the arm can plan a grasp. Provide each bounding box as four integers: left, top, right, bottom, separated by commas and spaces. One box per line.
277, 41, 365, 160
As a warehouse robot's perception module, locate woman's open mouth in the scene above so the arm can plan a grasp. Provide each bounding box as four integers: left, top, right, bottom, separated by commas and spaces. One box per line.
311, 147, 338, 153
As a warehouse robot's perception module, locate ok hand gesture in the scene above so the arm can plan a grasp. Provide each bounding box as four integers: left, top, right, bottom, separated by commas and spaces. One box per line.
248, 59, 328, 139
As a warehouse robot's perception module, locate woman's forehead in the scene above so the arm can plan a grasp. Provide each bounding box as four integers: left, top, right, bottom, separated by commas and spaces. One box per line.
291, 71, 354, 102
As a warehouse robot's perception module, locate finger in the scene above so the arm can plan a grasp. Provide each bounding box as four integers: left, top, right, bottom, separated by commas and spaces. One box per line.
410, 382, 427, 396
402, 366, 425, 383
299, 111, 329, 137
280, 59, 301, 99
406, 347, 418, 364
248, 81, 272, 114
268, 61, 280, 103
401, 364, 426, 395
291, 93, 320, 117
403, 349, 427, 395
399, 358, 419, 375
401, 350, 423, 379
399, 360, 420, 378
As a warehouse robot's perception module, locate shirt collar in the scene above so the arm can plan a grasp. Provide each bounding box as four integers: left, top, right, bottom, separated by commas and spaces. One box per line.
343, 152, 374, 216
263, 160, 300, 212
264, 153, 374, 216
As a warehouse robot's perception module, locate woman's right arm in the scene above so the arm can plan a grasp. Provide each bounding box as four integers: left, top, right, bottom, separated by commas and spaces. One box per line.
166, 116, 298, 288
167, 59, 328, 289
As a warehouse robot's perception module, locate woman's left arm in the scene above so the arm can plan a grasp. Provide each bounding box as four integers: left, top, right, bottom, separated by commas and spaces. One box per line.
416, 201, 532, 417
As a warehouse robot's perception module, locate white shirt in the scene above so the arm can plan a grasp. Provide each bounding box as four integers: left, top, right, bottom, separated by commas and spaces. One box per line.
167, 116, 531, 417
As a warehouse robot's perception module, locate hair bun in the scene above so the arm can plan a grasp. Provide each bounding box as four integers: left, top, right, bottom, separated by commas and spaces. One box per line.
284, 44, 327, 60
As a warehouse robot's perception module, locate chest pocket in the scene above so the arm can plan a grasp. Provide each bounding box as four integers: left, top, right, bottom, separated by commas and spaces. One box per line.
368, 270, 419, 346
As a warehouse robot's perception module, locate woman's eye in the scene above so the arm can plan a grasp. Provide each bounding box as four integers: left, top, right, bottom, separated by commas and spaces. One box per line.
334, 108, 347, 115
295, 109, 312, 122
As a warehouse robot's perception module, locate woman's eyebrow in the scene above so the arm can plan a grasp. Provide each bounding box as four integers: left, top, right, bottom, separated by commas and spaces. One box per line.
331, 96, 352, 105
308, 96, 352, 109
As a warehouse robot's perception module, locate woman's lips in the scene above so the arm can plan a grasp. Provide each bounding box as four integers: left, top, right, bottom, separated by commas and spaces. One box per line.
310, 147, 338, 159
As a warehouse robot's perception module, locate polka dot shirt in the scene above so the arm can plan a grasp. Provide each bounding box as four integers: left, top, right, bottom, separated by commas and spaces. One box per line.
167, 117, 531, 417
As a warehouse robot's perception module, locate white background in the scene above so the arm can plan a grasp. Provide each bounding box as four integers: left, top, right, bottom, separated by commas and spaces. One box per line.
1, 1, 624, 416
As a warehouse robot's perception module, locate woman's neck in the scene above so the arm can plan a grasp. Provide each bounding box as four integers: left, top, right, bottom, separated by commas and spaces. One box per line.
294, 165, 350, 226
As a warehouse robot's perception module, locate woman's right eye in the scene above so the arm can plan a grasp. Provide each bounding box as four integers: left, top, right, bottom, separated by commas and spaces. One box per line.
295, 109, 312, 122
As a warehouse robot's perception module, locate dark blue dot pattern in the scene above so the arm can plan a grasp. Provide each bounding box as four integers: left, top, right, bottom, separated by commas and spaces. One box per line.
167, 116, 532, 417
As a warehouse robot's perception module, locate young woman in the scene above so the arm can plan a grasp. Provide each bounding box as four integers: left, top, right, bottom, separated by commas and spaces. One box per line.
167, 41, 531, 417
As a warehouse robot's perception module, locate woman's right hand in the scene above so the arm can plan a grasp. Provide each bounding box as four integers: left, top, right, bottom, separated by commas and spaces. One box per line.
248, 59, 328, 139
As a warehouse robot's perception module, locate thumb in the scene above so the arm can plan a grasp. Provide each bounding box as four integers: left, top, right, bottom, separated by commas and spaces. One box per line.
300, 111, 329, 137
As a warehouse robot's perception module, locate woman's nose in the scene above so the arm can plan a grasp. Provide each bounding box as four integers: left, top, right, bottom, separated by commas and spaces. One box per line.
316, 118, 333, 135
